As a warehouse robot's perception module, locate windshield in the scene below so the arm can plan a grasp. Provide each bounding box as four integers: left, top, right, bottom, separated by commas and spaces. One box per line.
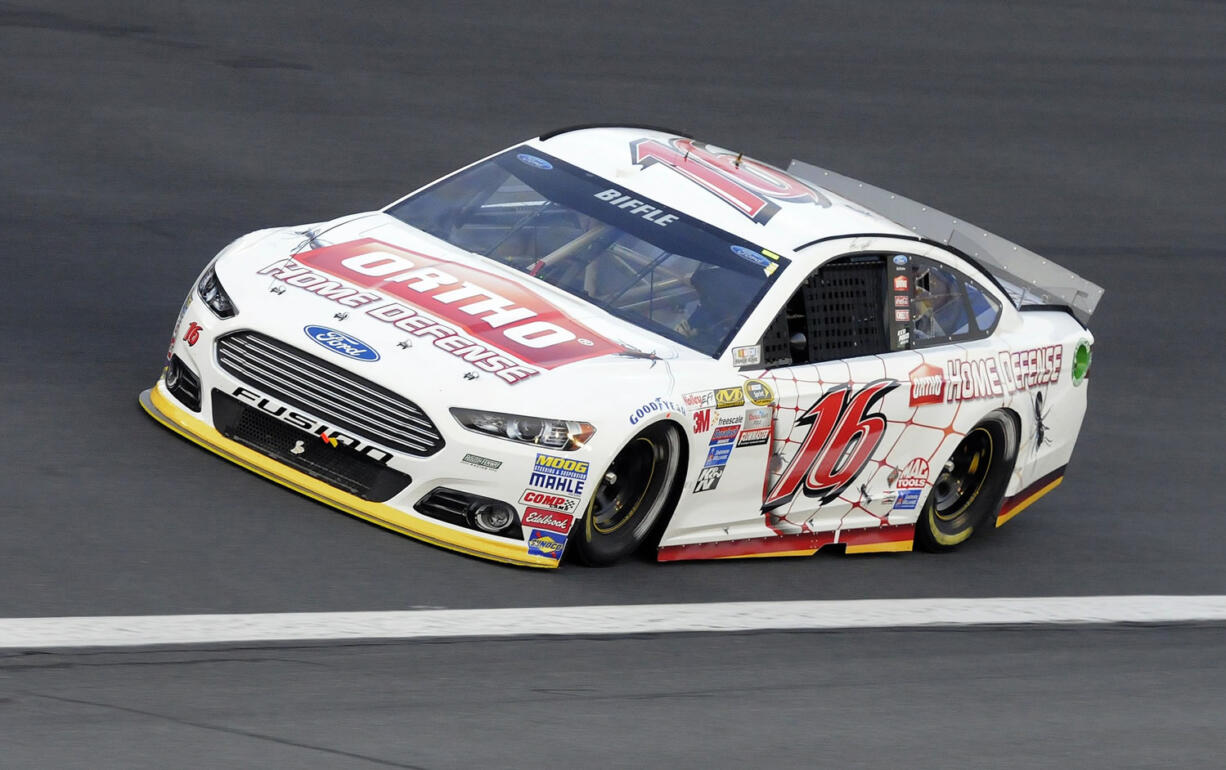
386, 147, 788, 357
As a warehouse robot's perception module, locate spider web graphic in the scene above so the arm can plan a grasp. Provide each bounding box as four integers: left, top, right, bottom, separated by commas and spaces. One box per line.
749, 346, 975, 542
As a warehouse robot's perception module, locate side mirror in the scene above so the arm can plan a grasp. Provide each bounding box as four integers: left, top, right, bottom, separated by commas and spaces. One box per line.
789, 332, 807, 349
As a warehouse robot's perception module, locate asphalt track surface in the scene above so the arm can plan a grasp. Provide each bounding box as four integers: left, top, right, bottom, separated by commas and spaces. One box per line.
2, 0, 1225, 766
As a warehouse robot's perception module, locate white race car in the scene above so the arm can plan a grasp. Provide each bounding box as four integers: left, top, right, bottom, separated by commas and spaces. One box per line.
141, 124, 1102, 568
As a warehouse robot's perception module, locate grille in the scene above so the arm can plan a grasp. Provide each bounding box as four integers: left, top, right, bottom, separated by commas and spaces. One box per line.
216, 331, 443, 457
211, 390, 411, 502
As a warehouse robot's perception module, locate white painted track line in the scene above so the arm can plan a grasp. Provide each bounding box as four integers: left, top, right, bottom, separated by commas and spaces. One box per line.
3, 596, 1225, 650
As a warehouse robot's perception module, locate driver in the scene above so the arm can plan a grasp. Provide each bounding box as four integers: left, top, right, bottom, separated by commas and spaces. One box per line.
676, 265, 746, 344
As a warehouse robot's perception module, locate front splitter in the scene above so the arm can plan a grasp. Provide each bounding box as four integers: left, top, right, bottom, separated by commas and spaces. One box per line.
139, 385, 558, 569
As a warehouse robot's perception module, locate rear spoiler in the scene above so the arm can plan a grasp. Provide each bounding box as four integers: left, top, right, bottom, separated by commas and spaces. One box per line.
787, 160, 1104, 325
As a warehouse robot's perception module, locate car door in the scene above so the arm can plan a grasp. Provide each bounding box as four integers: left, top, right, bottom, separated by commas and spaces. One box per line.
747, 247, 1008, 538
751, 253, 911, 537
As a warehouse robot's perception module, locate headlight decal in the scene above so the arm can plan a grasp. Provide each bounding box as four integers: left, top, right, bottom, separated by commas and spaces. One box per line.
451, 407, 595, 451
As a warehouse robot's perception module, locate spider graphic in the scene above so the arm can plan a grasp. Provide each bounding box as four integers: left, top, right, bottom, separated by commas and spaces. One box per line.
1032, 390, 1052, 452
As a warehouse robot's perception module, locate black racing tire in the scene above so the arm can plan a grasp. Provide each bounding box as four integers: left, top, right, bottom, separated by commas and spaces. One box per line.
573, 422, 683, 566
914, 411, 1018, 552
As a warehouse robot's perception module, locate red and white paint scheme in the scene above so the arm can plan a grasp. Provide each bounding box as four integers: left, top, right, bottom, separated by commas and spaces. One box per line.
142, 125, 1101, 568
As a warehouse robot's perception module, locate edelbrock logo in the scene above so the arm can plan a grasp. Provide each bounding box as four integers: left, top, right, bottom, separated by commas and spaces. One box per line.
303, 325, 379, 362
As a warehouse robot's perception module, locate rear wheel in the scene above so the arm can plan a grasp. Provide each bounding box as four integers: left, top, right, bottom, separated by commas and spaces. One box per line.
914, 411, 1017, 551
574, 422, 683, 566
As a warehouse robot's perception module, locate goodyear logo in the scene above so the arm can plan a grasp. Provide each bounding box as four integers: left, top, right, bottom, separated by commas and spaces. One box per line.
715, 386, 745, 409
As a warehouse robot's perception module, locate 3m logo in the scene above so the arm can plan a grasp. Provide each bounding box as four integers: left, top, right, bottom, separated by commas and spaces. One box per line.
908, 363, 945, 406
692, 408, 712, 433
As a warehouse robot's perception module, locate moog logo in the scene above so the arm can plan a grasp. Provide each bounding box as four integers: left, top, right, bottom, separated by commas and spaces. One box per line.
304, 325, 380, 362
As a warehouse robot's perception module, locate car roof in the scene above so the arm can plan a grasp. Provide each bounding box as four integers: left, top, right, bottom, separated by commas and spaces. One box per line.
529, 126, 911, 259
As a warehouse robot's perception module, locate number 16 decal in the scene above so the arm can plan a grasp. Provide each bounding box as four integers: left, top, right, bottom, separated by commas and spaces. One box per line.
762, 380, 898, 511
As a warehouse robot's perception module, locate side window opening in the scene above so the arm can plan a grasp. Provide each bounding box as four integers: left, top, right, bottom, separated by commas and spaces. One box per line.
761, 254, 890, 367
909, 256, 1001, 348
965, 281, 1002, 333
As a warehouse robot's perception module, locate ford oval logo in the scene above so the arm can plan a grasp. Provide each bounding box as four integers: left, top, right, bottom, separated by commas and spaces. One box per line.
516, 153, 553, 170
730, 244, 771, 268
303, 325, 380, 362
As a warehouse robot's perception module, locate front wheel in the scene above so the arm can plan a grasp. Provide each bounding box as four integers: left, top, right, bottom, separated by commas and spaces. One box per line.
914, 411, 1018, 552
573, 422, 683, 566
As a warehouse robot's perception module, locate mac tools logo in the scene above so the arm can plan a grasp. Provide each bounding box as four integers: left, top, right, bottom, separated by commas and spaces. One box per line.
303, 326, 380, 361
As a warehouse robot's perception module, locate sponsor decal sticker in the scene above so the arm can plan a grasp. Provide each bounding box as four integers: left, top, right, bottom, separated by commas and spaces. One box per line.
522, 508, 574, 534
1072, 340, 1092, 386
894, 308, 910, 322
705, 443, 734, 467
939, 345, 1064, 403
710, 425, 740, 445
167, 294, 193, 361
529, 453, 589, 495
715, 386, 745, 409
715, 413, 743, 428
304, 325, 379, 362
894, 294, 910, 307
461, 453, 502, 471
527, 529, 567, 559
286, 239, 623, 373
693, 465, 724, 492
629, 396, 685, 425
908, 363, 945, 406
519, 489, 580, 513
516, 153, 553, 170
731, 345, 762, 367
736, 427, 770, 447
893, 275, 909, 291
744, 379, 774, 406
892, 254, 909, 266
730, 244, 772, 268
682, 390, 716, 410
892, 489, 922, 510
895, 457, 930, 489
743, 406, 772, 431
692, 408, 713, 434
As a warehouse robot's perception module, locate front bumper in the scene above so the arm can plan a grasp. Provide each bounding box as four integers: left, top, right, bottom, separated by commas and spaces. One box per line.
140, 383, 561, 568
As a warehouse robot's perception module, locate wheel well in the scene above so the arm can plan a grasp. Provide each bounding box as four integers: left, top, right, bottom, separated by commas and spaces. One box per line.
658, 419, 688, 490
642, 419, 688, 552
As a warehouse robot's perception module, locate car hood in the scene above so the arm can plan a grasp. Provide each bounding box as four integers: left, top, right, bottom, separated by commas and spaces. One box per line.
212, 213, 702, 414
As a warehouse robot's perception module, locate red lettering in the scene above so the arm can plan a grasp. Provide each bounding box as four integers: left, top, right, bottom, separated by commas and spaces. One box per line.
763, 380, 897, 510
630, 138, 828, 224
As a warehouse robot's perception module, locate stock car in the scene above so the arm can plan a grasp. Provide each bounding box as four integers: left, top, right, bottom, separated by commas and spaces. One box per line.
141, 124, 1102, 568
